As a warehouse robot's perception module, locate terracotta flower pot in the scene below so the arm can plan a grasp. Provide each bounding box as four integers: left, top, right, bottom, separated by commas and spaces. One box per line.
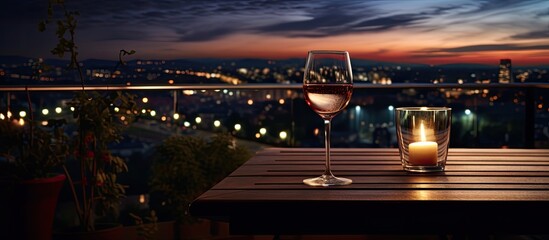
179, 219, 212, 240
53, 223, 124, 240
10, 174, 66, 240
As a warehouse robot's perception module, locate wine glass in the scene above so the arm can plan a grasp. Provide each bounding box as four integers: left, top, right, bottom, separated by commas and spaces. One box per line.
302, 50, 353, 186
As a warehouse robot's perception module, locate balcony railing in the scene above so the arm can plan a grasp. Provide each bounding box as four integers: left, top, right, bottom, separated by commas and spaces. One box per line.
1, 83, 548, 149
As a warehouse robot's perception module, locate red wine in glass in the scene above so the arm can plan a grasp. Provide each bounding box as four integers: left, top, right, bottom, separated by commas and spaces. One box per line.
304, 83, 352, 118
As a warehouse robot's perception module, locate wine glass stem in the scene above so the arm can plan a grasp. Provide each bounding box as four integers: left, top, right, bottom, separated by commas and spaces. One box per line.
324, 118, 333, 177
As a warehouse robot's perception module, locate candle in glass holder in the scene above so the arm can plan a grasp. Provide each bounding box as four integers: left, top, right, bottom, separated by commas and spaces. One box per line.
409, 122, 438, 166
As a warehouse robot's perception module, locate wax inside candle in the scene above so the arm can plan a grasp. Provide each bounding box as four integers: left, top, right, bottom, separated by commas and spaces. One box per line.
408, 122, 438, 166
409, 141, 438, 165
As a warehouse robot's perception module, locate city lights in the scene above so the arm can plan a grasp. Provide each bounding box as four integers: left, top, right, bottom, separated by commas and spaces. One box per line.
0, 43, 548, 154
279, 131, 287, 140
0, 113, 4, 120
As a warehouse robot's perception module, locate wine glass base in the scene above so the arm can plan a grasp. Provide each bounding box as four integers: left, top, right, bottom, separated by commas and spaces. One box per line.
303, 174, 352, 187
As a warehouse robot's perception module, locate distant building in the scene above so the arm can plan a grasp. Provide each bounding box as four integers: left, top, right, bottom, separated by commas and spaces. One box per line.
498, 59, 513, 83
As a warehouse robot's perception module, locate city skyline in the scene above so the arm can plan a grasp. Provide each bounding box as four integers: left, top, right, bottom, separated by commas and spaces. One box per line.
1, 0, 549, 66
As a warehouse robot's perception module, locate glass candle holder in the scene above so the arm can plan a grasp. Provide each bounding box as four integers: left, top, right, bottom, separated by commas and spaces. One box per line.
395, 107, 451, 172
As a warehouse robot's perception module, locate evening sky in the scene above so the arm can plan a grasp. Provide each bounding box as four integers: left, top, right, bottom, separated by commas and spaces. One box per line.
1, 0, 548, 65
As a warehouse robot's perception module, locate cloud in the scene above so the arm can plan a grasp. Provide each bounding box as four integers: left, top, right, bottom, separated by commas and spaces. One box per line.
352, 14, 426, 31
256, 3, 433, 38
6, 0, 544, 43
465, 0, 541, 14
538, 8, 549, 16
256, 3, 361, 37
175, 27, 236, 42
86, 0, 312, 42
510, 29, 549, 39
426, 44, 549, 53
258, 16, 357, 37
96, 29, 152, 41
410, 53, 462, 59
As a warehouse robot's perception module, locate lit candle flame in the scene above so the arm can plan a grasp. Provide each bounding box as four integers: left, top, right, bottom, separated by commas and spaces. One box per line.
420, 121, 427, 142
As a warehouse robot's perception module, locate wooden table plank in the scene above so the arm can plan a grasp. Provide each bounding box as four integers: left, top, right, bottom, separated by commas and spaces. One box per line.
248, 157, 549, 164
230, 168, 549, 177
255, 147, 549, 156
231, 164, 549, 176
196, 189, 549, 201
212, 176, 549, 189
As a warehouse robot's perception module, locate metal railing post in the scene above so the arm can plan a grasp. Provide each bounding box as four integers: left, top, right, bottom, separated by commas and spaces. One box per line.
524, 87, 535, 148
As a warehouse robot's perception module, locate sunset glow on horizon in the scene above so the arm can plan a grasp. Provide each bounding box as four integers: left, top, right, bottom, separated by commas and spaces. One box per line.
1, 0, 548, 66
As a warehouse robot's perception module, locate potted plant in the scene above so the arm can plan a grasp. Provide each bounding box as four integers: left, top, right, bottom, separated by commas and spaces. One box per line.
53, 90, 137, 239
149, 132, 252, 239
37, 1, 138, 238
0, 92, 69, 240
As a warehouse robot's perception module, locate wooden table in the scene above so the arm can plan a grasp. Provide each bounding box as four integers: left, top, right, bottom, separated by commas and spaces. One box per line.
189, 148, 549, 235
